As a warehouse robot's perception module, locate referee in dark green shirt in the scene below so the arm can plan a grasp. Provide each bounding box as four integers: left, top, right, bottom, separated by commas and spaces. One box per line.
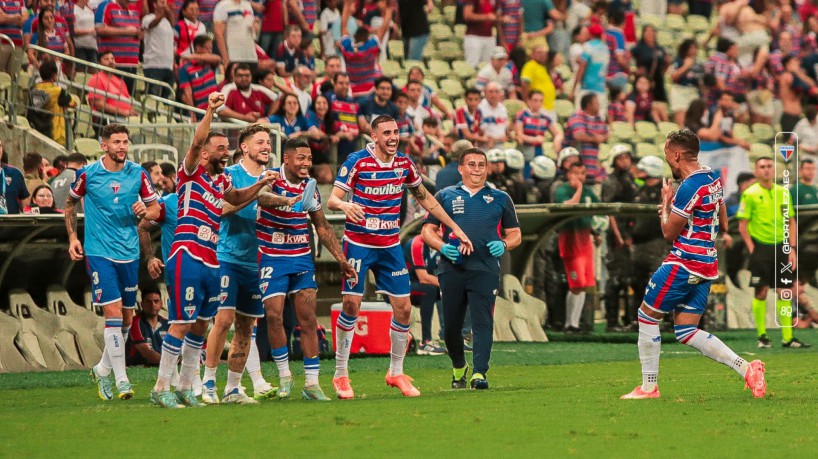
422, 148, 521, 390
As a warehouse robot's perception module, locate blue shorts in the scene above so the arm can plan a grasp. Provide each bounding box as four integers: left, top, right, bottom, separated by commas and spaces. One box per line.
167, 250, 220, 323
643, 263, 711, 315
342, 241, 410, 297
86, 256, 139, 308
259, 255, 317, 301
219, 262, 264, 318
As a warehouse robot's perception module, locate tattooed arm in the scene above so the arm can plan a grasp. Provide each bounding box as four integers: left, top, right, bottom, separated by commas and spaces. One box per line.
408, 183, 474, 253
65, 196, 84, 261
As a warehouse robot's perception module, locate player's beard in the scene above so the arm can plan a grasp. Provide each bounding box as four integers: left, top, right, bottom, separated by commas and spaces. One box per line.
107, 150, 126, 164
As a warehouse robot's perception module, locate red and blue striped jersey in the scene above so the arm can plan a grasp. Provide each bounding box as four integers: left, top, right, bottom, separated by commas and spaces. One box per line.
515, 108, 552, 146
169, 163, 234, 268
564, 111, 608, 182
178, 61, 218, 110
499, 0, 522, 49
198, 0, 217, 22
605, 27, 628, 78
95, 0, 140, 67
454, 106, 482, 139
607, 101, 627, 122
663, 169, 723, 279
30, 29, 68, 53
0, 0, 25, 46
300, 0, 318, 28
256, 167, 321, 258
334, 144, 422, 248
327, 91, 360, 138
339, 35, 382, 96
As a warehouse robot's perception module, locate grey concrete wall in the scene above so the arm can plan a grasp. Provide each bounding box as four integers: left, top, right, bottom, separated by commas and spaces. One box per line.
0, 122, 68, 169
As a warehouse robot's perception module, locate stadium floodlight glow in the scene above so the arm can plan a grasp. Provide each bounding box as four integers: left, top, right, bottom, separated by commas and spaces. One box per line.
773, 132, 798, 327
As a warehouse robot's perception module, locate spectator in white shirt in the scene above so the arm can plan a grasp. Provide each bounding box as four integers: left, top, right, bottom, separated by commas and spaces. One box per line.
142, 0, 176, 98
73, 0, 97, 68
478, 81, 509, 149
475, 46, 515, 95
213, 0, 258, 67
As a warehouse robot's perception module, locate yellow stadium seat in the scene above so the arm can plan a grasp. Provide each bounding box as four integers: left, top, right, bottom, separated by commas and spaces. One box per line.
610, 121, 635, 143
751, 123, 775, 143
503, 99, 526, 118
749, 143, 773, 161
381, 60, 402, 78
439, 78, 464, 99
663, 14, 686, 31
450, 60, 476, 81
428, 59, 451, 81
636, 142, 659, 158
635, 121, 659, 143
554, 99, 574, 121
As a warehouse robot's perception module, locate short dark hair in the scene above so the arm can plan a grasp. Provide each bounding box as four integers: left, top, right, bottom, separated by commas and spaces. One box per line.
609, 85, 623, 100
607, 5, 625, 24
755, 156, 773, 165
140, 282, 162, 298
422, 117, 439, 128
101, 123, 130, 140
234, 63, 252, 75
141, 161, 158, 173
67, 152, 87, 166
394, 92, 409, 101
285, 24, 301, 35
99, 50, 114, 60
374, 76, 393, 88
666, 130, 700, 158
406, 79, 423, 89
193, 34, 211, 49
52, 154, 68, 170
238, 123, 270, 146
580, 92, 597, 110
206, 130, 228, 144
371, 115, 396, 131
23, 152, 43, 172
801, 158, 816, 168
782, 55, 797, 69
465, 87, 481, 98
716, 37, 735, 54
458, 147, 487, 165
528, 89, 543, 99
283, 137, 310, 155
39, 59, 58, 81
333, 71, 349, 83
568, 161, 586, 172
160, 162, 175, 177
736, 171, 755, 185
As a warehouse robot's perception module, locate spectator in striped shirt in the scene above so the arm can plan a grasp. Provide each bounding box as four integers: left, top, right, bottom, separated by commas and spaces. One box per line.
288, 0, 318, 40
514, 89, 563, 175
274, 24, 304, 77
339, 0, 391, 97
0, 0, 28, 74
475, 46, 515, 96
604, 6, 629, 91
704, 38, 744, 109
394, 91, 420, 156
607, 86, 627, 123
24, 0, 69, 55
179, 34, 220, 120
564, 92, 608, 184
498, 0, 522, 51
95, 0, 141, 94
454, 87, 486, 146
27, 7, 71, 72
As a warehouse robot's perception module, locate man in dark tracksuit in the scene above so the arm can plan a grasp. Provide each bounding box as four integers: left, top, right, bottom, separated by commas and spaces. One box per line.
600, 145, 637, 331
422, 147, 522, 390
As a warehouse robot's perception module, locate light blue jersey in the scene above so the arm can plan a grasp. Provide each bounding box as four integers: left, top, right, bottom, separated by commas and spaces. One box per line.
580, 39, 610, 94
217, 161, 260, 269
153, 192, 178, 262
69, 160, 158, 260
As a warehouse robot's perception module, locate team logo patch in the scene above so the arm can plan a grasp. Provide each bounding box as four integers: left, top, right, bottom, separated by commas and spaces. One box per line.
779, 145, 794, 162
184, 304, 196, 316
110, 181, 120, 194
94, 289, 102, 301
570, 271, 577, 280
219, 292, 228, 304
339, 166, 348, 177
394, 168, 404, 178
483, 195, 494, 204
260, 282, 268, 293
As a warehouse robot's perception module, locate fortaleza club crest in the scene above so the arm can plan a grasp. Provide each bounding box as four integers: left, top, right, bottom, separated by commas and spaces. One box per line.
110, 181, 120, 194
219, 292, 228, 304
260, 282, 268, 293
779, 145, 794, 162
483, 195, 494, 204
184, 304, 195, 316
394, 168, 404, 178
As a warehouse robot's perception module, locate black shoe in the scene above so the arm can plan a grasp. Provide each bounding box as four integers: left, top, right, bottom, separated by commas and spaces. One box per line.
470, 373, 489, 390
757, 334, 772, 348
452, 364, 469, 389
564, 326, 581, 334
605, 325, 625, 333
783, 338, 811, 348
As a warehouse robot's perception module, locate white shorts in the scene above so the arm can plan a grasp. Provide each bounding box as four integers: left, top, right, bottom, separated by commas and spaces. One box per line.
464, 35, 496, 68
669, 84, 700, 113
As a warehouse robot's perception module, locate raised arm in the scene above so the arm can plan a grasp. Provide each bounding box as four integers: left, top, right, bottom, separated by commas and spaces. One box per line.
375, 2, 393, 43
408, 184, 473, 253
185, 92, 224, 173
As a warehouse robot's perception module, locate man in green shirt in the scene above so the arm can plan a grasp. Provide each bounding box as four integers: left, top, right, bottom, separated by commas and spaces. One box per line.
555, 162, 600, 333
737, 157, 809, 348
792, 158, 818, 328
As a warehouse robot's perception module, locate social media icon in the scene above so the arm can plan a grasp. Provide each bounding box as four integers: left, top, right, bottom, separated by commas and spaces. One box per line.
780, 289, 792, 300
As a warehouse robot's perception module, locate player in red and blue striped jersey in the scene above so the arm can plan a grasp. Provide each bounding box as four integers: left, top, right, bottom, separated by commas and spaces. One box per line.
149, 92, 276, 409
327, 115, 473, 399
256, 138, 357, 401
65, 124, 160, 402
622, 130, 766, 400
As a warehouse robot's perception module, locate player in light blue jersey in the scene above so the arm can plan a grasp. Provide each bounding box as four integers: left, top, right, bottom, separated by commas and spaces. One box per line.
65, 123, 160, 402
202, 124, 278, 404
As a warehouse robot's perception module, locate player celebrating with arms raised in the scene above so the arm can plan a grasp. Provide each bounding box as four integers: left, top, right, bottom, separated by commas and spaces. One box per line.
329, 115, 473, 399
66, 124, 160, 401
150, 92, 276, 408
621, 130, 766, 400
257, 137, 358, 401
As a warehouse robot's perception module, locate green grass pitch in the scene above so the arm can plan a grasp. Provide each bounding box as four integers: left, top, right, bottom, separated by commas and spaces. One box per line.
1, 329, 816, 457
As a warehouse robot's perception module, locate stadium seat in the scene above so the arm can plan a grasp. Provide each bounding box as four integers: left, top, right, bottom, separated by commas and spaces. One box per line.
15, 117, 30, 128
641, 14, 663, 29
430, 23, 454, 44
636, 142, 659, 158
750, 143, 773, 161
599, 143, 611, 162
439, 78, 465, 99
751, 123, 775, 143
663, 14, 686, 30
503, 99, 526, 118
131, 144, 180, 165
453, 97, 465, 108
687, 15, 710, 33
424, 78, 440, 93
75, 138, 103, 160
437, 42, 462, 62
450, 60, 476, 82
393, 77, 407, 89
657, 121, 678, 138
657, 30, 675, 48
387, 40, 404, 62
610, 121, 635, 143
0, 310, 45, 372
542, 143, 556, 159
428, 59, 451, 81
9, 289, 83, 371
46, 286, 104, 367
554, 99, 574, 122
314, 58, 325, 76
381, 59, 402, 78
443, 5, 456, 24
634, 121, 658, 143
403, 60, 427, 73
501, 275, 548, 342
733, 123, 752, 142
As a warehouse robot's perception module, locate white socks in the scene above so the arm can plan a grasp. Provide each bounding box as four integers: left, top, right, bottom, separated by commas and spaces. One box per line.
103, 320, 128, 384
334, 312, 357, 378
676, 325, 749, 377
566, 291, 586, 328
155, 333, 183, 392
637, 310, 661, 391
389, 319, 410, 376
177, 334, 204, 391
